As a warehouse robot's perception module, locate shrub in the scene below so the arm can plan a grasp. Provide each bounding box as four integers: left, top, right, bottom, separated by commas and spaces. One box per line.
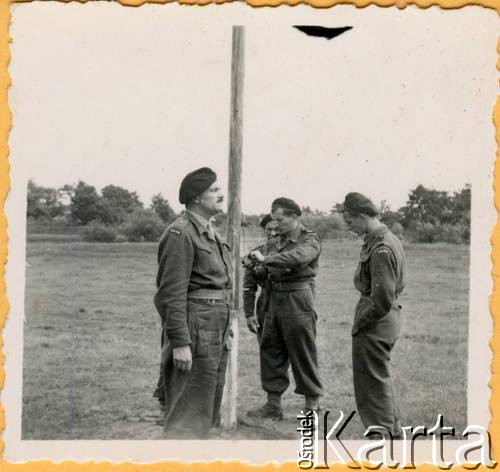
414, 222, 437, 243
27, 216, 80, 235
461, 224, 471, 243
439, 224, 463, 244
82, 221, 117, 242
121, 209, 165, 242
301, 214, 348, 240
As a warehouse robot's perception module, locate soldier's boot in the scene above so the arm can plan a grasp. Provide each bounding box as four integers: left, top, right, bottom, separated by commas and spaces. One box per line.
247, 393, 283, 420
304, 395, 320, 412
155, 402, 166, 426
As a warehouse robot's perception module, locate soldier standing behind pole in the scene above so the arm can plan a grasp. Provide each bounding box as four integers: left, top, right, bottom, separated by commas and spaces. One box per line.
247, 197, 323, 419
340, 192, 406, 439
243, 214, 278, 340
154, 167, 232, 439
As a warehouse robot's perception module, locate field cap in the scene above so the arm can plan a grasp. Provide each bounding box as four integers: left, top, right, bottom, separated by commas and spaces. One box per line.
271, 197, 302, 216
340, 192, 379, 217
259, 214, 273, 229
179, 167, 217, 204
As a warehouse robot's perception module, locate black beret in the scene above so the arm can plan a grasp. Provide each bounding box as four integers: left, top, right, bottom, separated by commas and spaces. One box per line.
179, 167, 217, 204
259, 214, 273, 229
340, 192, 379, 217
271, 197, 302, 216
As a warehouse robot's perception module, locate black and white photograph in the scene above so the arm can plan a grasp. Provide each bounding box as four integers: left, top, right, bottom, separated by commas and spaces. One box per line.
3, 1, 498, 464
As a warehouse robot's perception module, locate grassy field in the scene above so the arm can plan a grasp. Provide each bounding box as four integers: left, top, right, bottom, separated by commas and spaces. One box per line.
22, 239, 469, 439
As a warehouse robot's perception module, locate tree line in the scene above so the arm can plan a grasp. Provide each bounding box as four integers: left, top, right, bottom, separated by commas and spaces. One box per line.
378, 184, 471, 243
27, 180, 471, 244
311, 184, 470, 243
27, 180, 177, 242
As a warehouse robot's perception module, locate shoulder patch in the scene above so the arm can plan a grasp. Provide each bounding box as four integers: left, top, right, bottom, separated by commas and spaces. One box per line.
367, 240, 385, 256
304, 229, 320, 240
164, 218, 191, 239
373, 244, 397, 260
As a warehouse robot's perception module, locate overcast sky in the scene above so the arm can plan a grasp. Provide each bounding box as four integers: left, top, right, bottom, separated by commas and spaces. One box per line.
8, 2, 498, 214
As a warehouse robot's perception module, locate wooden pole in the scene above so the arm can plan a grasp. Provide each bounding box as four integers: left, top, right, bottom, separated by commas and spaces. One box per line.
222, 25, 244, 430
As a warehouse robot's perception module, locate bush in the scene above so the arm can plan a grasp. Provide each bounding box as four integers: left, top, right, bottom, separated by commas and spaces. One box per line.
27, 216, 80, 235
461, 224, 471, 243
82, 221, 118, 242
438, 224, 463, 244
414, 222, 438, 243
121, 209, 165, 242
301, 214, 348, 240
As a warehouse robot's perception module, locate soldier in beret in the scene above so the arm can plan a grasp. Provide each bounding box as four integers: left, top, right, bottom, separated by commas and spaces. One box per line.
243, 214, 279, 340
154, 167, 232, 438
247, 197, 323, 419
340, 192, 406, 438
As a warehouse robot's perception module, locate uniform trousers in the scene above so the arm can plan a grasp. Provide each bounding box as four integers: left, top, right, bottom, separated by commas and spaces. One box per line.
153, 327, 166, 406
161, 298, 229, 438
255, 287, 270, 341
352, 304, 402, 436
259, 286, 323, 396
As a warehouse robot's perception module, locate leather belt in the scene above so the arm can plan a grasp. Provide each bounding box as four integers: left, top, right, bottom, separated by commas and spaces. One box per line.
188, 288, 231, 301
270, 280, 312, 292
360, 294, 402, 310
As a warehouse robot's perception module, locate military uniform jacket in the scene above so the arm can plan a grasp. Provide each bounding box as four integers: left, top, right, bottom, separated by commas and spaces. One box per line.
154, 212, 232, 347
242, 243, 266, 318
353, 224, 406, 334
263, 223, 321, 281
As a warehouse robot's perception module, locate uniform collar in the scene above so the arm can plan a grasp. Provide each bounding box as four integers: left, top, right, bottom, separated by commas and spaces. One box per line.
185, 210, 214, 238
281, 222, 302, 243
363, 224, 388, 251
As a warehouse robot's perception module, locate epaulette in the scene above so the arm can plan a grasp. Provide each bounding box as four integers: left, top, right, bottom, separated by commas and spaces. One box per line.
166, 217, 189, 236
302, 227, 320, 240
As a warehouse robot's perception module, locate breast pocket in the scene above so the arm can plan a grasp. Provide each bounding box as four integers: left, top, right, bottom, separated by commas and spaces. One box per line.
354, 254, 371, 294
194, 242, 218, 275
195, 242, 212, 254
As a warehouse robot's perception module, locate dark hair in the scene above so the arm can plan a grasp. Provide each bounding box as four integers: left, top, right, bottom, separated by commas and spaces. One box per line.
259, 214, 273, 229
271, 197, 302, 217
185, 198, 198, 209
